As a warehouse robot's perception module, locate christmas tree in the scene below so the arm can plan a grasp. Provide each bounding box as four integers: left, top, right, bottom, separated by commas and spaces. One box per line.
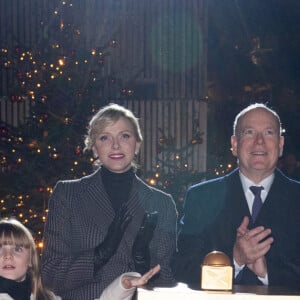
0, 1, 135, 249
0, 1, 213, 249
143, 129, 233, 217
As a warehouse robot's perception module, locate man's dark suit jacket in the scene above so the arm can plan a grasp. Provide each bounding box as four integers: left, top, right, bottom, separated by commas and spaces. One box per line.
173, 168, 300, 290
41, 168, 177, 300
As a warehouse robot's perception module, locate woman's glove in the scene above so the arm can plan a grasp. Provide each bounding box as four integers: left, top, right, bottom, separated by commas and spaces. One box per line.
132, 211, 158, 274
94, 203, 132, 272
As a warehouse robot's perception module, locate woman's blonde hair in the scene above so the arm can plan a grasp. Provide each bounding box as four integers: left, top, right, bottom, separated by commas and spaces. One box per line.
84, 103, 143, 168
0, 218, 55, 300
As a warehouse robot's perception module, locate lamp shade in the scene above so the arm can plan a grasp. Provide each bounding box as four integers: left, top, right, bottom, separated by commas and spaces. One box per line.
202, 250, 231, 266
201, 251, 233, 291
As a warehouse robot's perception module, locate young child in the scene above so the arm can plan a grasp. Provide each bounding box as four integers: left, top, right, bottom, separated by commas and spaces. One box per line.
0, 218, 59, 300
0, 218, 160, 300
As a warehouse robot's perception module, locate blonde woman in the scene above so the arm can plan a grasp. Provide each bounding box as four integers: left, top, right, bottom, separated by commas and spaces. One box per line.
41, 103, 177, 299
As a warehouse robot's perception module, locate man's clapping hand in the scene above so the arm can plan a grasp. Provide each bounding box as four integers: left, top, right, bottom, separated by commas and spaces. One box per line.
234, 216, 273, 277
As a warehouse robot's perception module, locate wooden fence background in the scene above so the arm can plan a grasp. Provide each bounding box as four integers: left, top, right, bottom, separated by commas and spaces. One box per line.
117, 99, 207, 173
0, 96, 30, 127
0, 0, 208, 172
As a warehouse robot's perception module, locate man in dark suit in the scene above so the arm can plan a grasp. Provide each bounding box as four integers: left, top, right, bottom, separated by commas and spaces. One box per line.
174, 103, 300, 290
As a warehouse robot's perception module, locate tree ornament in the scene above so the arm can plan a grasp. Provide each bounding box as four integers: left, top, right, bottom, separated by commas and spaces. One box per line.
75, 146, 82, 155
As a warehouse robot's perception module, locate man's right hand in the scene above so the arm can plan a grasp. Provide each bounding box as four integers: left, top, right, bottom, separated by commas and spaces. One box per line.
233, 216, 273, 277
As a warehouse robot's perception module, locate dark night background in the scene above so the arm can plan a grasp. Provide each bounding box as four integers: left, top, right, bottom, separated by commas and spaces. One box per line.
206, 0, 300, 168
1, 0, 300, 243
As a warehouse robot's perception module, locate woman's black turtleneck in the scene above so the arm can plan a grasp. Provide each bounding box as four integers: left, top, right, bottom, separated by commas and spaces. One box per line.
101, 166, 135, 212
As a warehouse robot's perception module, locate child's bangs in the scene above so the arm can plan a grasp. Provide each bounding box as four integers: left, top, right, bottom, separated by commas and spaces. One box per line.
0, 224, 31, 248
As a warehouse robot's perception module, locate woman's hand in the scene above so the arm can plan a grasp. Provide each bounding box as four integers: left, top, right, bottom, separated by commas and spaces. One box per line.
122, 264, 161, 289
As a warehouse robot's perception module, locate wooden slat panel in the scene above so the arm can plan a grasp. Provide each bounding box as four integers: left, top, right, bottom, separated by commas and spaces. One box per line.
1, 0, 207, 101
0, 96, 31, 127
0, 1, 207, 175
117, 99, 207, 173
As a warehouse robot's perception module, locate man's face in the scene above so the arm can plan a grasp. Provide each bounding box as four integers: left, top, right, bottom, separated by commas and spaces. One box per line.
231, 108, 284, 182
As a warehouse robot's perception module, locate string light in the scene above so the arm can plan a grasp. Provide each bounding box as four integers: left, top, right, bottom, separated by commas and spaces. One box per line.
0, 1, 234, 252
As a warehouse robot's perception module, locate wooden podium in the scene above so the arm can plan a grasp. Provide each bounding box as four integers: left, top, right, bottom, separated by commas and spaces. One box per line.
137, 283, 300, 300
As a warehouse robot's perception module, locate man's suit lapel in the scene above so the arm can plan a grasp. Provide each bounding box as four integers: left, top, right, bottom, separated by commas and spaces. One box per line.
257, 169, 289, 223
224, 169, 250, 228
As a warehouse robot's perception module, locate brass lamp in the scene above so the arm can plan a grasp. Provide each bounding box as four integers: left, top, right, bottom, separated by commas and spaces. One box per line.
201, 251, 233, 291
